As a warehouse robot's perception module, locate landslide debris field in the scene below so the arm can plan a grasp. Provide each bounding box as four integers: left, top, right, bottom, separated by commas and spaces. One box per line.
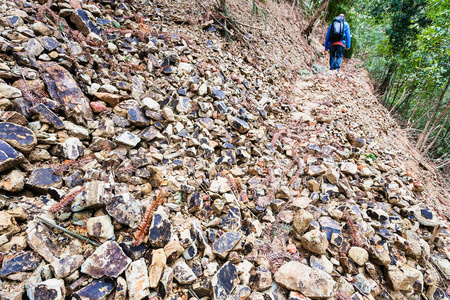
0, 0, 449, 299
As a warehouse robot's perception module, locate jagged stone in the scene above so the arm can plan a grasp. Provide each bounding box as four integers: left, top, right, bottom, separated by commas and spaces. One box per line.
274, 261, 335, 298
0, 122, 37, 153
81, 241, 131, 278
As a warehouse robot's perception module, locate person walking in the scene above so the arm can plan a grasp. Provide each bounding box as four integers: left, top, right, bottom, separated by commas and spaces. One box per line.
325, 14, 351, 71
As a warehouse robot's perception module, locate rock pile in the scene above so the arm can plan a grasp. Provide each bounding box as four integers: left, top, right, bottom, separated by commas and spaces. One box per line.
0, 0, 449, 300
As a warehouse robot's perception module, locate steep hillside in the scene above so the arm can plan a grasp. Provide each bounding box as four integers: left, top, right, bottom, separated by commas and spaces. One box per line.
0, 0, 449, 299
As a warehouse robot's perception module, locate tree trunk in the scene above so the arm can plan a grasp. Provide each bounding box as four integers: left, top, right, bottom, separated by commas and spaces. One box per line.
303, 0, 330, 37
417, 77, 450, 151
377, 62, 397, 97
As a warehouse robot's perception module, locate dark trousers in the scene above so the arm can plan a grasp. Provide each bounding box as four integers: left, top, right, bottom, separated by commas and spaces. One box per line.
329, 45, 344, 70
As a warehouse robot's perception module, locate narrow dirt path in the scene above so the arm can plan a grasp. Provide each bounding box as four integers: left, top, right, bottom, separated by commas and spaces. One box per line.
290, 58, 450, 220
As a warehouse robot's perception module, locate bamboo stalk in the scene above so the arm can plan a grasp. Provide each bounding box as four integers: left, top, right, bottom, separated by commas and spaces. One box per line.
36, 216, 101, 247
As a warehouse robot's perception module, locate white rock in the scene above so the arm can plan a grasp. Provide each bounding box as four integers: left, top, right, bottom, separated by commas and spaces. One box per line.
126, 258, 150, 300
62, 137, 84, 160
341, 161, 358, 175
348, 247, 369, 266
114, 131, 141, 147
274, 261, 336, 298
64, 121, 90, 140
142, 97, 160, 111
86, 215, 114, 240
0, 84, 22, 99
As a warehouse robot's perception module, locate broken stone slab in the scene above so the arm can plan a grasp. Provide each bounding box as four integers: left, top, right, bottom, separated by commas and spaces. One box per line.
0, 140, 24, 173
73, 278, 116, 300
173, 259, 197, 285
50, 255, 84, 279
248, 266, 272, 292
70, 9, 100, 36
64, 121, 90, 140
114, 131, 141, 147
81, 241, 131, 278
227, 115, 250, 133
31, 104, 64, 129
274, 261, 336, 298
38, 36, 61, 51
125, 258, 150, 300
148, 206, 172, 248
211, 261, 238, 300
149, 248, 166, 288
58, 137, 84, 160
106, 193, 143, 229
26, 220, 61, 263
72, 180, 105, 211
0, 252, 41, 277
39, 62, 93, 125
0, 122, 37, 153
26, 168, 62, 193
213, 231, 242, 259
34, 279, 65, 300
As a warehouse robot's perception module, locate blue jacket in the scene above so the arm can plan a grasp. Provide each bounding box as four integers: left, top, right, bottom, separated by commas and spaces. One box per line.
325, 17, 351, 50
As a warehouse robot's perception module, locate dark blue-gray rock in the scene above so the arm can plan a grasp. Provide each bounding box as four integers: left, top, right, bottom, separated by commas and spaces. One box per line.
0, 122, 37, 153
1, 16, 24, 27
189, 192, 203, 213
74, 278, 115, 300
0, 252, 40, 277
173, 259, 197, 284
39, 62, 93, 125
148, 206, 172, 248
50, 254, 84, 279
81, 241, 131, 278
211, 88, 226, 100
106, 193, 143, 229
221, 206, 241, 231
34, 279, 65, 300
26, 220, 61, 263
39, 37, 61, 51
70, 9, 100, 36
31, 104, 64, 129
183, 243, 198, 260
211, 262, 238, 300
227, 115, 249, 133
0, 140, 24, 173
127, 107, 150, 127
26, 168, 62, 193
213, 231, 242, 258
319, 216, 341, 241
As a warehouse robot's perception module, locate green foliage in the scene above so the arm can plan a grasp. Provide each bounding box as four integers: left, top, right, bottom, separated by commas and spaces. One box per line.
343, 0, 449, 170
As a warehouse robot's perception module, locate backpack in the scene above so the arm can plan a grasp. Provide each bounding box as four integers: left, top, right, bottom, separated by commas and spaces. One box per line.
329, 17, 345, 42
